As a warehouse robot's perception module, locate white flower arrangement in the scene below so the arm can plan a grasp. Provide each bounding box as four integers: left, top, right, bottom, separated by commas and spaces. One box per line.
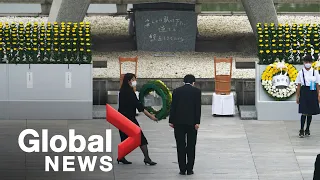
262, 80, 296, 99
261, 62, 298, 100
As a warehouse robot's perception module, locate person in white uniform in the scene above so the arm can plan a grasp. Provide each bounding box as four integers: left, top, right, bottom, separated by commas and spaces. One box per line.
295, 55, 320, 138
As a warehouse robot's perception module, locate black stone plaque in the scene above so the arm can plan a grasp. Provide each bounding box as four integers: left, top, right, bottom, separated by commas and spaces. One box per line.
134, 10, 197, 52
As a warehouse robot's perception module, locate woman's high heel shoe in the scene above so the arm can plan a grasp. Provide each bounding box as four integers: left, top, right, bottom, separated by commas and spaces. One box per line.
144, 159, 157, 166
117, 158, 132, 164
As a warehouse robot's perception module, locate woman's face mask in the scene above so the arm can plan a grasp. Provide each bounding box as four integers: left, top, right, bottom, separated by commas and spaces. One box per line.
131, 80, 137, 87
304, 63, 312, 69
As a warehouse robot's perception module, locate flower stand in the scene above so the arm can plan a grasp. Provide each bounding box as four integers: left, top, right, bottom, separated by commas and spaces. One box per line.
255, 62, 320, 120
212, 92, 235, 115
0, 64, 92, 120
0, 64, 8, 119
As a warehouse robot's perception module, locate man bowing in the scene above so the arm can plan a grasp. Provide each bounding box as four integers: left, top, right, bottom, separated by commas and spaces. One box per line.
169, 74, 202, 175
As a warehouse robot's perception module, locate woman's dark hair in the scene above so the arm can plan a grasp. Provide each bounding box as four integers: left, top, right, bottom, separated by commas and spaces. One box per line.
183, 74, 196, 84
303, 54, 314, 62
120, 73, 136, 91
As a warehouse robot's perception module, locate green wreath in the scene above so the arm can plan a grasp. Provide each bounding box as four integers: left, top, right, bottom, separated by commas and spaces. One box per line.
139, 80, 172, 120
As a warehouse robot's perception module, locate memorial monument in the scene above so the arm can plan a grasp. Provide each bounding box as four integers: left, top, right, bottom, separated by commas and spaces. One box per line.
132, 3, 197, 52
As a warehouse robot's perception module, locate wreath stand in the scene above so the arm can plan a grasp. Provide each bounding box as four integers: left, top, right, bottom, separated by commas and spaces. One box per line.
118, 56, 140, 114
212, 57, 235, 116
254, 62, 320, 120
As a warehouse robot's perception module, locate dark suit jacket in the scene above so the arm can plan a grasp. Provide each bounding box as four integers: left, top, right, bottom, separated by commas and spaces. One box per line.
169, 84, 201, 126
314, 154, 320, 180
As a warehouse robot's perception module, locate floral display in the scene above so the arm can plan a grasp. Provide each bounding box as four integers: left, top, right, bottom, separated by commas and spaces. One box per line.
312, 59, 320, 71
139, 80, 172, 120
261, 60, 298, 100
1, 16, 319, 78
0, 22, 92, 64
257, 23, 320, 65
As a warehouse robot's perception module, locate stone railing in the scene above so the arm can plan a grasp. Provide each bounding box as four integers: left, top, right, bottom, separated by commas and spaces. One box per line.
93, 78, 255, 106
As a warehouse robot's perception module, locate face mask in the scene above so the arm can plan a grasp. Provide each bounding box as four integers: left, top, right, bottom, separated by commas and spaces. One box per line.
304, 63, 311, 69
183, 82, 194, 86
131, 81, 137, 87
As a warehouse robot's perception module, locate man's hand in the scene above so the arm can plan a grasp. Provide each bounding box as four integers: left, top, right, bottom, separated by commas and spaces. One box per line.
296, 97, 300, 104
318, 95, 320, 103
195, 124, 200, 130
169, 123, 174, 128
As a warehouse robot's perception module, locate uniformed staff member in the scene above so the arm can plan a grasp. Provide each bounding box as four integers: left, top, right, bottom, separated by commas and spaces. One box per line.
295, 55, 320, 138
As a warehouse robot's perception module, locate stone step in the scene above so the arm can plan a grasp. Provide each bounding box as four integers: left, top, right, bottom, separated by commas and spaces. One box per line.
238, 105, 257, 120
104, 78, 238, 92
94, 78, 255, 106
107, 91, 237, 105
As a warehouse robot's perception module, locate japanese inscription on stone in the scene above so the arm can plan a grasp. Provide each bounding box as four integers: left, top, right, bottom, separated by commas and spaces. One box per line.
145, 16, 186, 43
135, 10, 197, 52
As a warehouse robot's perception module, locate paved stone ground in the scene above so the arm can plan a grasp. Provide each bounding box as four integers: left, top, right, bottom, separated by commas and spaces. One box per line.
0, 105, 319, 180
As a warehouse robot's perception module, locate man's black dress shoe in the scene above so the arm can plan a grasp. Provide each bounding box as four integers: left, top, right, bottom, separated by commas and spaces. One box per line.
187, 170, 194, 175
179, 171, 186, 175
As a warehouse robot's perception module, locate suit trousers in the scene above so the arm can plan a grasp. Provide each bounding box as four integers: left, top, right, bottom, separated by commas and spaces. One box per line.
174, 124, 198, 172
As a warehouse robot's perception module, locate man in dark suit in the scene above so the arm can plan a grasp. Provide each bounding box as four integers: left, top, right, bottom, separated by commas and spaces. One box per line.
314, 154, 320, 180
169, 74, 201, 175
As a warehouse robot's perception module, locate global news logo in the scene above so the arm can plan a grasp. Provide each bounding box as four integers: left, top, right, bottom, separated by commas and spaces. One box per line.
18, 129, 113, 172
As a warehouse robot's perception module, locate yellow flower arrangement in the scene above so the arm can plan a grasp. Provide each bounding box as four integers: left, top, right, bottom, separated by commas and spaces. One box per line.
261, 62, 298, 100
312, 61, 320, 70
0, 22, 91, 64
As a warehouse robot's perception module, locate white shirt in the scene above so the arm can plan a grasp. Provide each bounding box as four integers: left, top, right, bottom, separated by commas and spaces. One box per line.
295, 67, 320, 86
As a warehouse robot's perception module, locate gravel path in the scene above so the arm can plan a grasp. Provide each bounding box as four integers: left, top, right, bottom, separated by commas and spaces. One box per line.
92, 52, 257, 79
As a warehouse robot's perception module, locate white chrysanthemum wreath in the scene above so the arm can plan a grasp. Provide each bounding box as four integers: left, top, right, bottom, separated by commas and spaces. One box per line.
261, 60, 299, 100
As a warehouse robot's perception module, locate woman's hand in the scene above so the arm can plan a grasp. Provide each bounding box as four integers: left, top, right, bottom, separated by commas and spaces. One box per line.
318, 95, 320, 103
150, 114, 158, 122
143, 109, 158, 122
296, 96, 300, 104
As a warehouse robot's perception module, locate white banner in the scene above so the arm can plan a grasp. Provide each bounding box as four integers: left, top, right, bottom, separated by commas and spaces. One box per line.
27, 72, 33, 88
65, 72, 72, 88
